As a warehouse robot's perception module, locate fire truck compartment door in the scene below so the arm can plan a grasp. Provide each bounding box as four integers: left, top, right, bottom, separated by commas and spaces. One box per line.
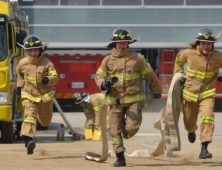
59, 60, 96, 80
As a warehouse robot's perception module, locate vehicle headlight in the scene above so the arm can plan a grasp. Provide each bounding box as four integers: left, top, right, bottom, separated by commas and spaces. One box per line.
0, 92, 9, 103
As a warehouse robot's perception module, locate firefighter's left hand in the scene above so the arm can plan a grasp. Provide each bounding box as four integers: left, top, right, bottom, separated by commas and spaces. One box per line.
153, 93, 161, 99
16, 86, 22, 95
42, 77, 49, 85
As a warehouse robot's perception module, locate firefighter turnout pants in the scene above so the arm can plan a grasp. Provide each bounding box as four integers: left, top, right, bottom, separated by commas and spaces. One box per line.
20, 99, 53, 138
109, 102, 144, 153
182, 97, 215, 143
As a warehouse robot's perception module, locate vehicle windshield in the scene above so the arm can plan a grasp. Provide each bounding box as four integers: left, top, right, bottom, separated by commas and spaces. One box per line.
0, 24, 7, 61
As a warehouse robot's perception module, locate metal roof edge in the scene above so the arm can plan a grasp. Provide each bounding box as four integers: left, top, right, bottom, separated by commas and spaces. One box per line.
47, 42, 222, 49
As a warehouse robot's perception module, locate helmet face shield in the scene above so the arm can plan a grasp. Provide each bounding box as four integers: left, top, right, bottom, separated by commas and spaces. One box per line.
196, 28, 217, 42
73, 91, 89, 104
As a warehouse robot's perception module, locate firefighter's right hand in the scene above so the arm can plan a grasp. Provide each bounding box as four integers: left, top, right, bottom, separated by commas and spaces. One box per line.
16, 86, 22, 95
101, 81, 109, 91
42, 77, 49, 85
180, 77, 186, 84
101, 77, 119, 91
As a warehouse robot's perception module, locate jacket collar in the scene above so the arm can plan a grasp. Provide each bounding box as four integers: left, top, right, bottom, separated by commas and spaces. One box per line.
111, 48, 130, 58
196, 45, 214, 57
28, 55, 43, 65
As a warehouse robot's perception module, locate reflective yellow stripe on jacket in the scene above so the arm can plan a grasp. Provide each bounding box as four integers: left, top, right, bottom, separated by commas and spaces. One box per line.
93, 93, 105, 112
105, 94, 146, 105
187, 68, 217, 79
21, 91, 41, 102
24, 76, 42, 84
175, 58, 185, 66
49, 70, 58, 76
110, 73, 141, 81
22, 90, 54, 102
96, 68, 107, 78
97, 68, 144, 81
43, 90, 54, 102
142, 66, 153, 76
183, 88, 216, 102
108, 67, 152, 80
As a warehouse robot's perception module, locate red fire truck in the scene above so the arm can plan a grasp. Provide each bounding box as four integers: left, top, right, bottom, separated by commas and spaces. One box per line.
44, 48, 222, 111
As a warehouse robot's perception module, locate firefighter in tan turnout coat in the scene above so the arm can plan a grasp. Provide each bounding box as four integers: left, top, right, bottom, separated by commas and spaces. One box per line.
174, 28, 222, 159
16, 35, 59, 155
73, 91, 106, 140
95, 28, 162, 167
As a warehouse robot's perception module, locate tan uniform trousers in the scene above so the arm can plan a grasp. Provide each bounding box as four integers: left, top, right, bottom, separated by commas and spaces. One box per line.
84, 112, 95, 129
20, 99, 53, 138
182, 97, 215, 143
109, 102, 144, 153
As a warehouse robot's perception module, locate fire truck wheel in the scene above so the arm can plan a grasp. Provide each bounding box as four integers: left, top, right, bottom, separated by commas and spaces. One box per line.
14, 121, 22, 140
1, 121, 15, 143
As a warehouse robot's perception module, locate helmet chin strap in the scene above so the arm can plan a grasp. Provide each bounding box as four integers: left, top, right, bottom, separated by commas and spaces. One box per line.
37, 48, 43, 57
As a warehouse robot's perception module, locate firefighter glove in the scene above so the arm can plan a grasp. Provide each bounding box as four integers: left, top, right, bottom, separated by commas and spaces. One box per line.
180, 77, 186, 84
101, 77, 119, 91
16, 86, 22, 95
153, 93, 161, 99
101, 81, 109, 91
42, 77, 49, 85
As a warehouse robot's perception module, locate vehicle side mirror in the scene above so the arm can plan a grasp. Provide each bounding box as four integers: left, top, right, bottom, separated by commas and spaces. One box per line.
16, 29, 27, 48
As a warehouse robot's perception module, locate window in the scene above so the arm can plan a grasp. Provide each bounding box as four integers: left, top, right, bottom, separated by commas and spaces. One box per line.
144, 0, 183, 5
186, 0, 222, 5
8, 23, 12, 51
0, 24, 7, 61
18, 0, 58, 6
61, 0, 100, 6
103, 0, 141, 5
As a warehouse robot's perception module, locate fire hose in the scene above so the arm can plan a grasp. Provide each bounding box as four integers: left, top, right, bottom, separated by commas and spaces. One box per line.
83, 105, 109, 162
126, 72, 185, 157
83, 73, 185, 162
53, 98, 84, 138
82, 73, 184, 162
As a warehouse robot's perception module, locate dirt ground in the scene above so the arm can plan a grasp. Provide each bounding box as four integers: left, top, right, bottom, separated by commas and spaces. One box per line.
2, 135, 222, 170
2, 100, 222, 170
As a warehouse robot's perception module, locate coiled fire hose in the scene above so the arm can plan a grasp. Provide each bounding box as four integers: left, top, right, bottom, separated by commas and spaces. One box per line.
82, 72, 185, 161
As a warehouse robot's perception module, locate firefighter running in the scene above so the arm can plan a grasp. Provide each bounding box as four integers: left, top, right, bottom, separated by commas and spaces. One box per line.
16, 35, 59, 155
174, 28, 222, 159
95, 28, 162, 167
73, 91, 107, 140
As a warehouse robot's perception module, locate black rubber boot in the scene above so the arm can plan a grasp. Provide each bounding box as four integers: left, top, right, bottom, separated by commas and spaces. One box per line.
24, 136, 36, 155
114, 152, 126, 167
188, 132, 196, 143
199, 142, 212, 159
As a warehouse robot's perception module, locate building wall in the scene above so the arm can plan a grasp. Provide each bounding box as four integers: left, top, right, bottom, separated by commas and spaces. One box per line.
19, 0, 222, 48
